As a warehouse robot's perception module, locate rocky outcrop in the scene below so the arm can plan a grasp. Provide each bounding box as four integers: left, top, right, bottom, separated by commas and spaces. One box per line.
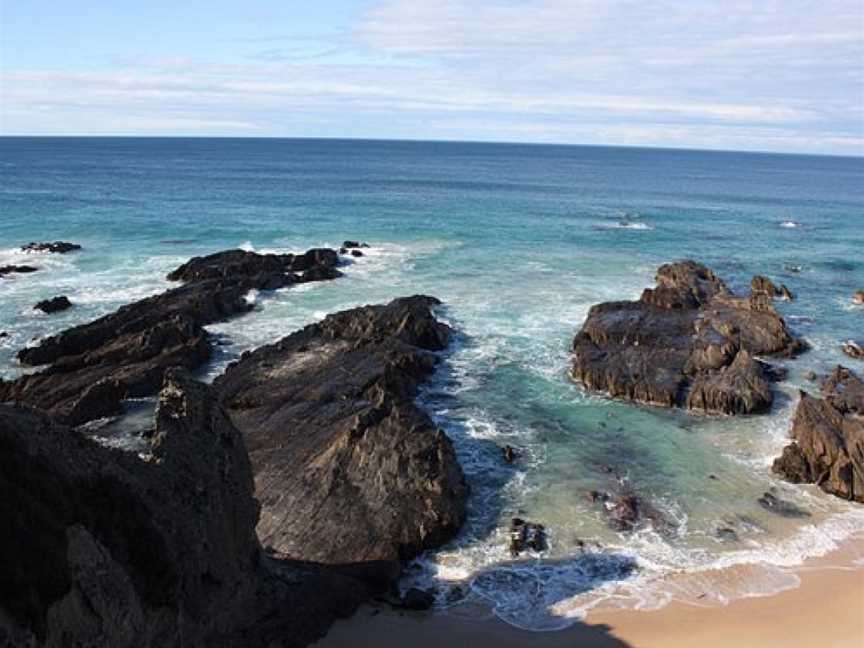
214, 296, 468, 575
773, 366, 864, 503
0, 370, 374, 648
21, 242, 82, 254
508, 518, 546, 556
751, 275, 794, 301
842, 340, 864, 360
0, 265, 38, 277
0, 248, 341, 425
34, 296, 72, 314
571, 260, 806, 415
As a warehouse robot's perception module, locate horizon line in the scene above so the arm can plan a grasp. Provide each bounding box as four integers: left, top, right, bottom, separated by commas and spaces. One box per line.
0, 134, 862, 160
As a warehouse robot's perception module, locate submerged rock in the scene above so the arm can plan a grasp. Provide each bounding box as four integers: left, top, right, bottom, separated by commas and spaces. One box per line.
400, 588, 436, 611
773, 366, 864, 503
21, 241, 82, 254
214, 296, 468, 575
0, 247, 341, 425
34, 296, 72, 314
842, 340, 864, 360
757, 492, 810, 518
0, 264, 38, 277
503, 445, 517, 463
0, 370, 373, 647
509, 518, 546, 556
571, 260, 806, 415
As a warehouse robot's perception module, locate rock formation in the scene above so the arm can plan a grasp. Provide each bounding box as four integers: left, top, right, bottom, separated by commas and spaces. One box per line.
0, 248, 341, 425
508, 518, 546, 556
21, 242, 82, 254
842, 340, 864, 360
773, 366, 864, 503
0, 370, 374, 648
751, 275, 794, 301
571, 260, 806, 415
34, 296, 72, 314
214, 296, 468, 575
0, 265, 38, 277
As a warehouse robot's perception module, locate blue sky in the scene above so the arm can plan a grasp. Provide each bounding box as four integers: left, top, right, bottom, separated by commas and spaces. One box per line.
1, 0, 863, 154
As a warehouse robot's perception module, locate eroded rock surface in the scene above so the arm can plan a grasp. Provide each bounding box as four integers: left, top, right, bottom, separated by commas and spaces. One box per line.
0, 248, 341, 425
0, 370, 372, 648
571, 260, 806, 415
773, 366, 864, 503
215, 296, 468, 574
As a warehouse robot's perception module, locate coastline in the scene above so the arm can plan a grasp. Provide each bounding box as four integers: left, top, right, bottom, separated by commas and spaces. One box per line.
314, 535, 864, 648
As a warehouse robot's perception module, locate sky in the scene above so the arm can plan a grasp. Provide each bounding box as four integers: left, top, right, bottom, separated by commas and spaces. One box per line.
1, 0, 863, 154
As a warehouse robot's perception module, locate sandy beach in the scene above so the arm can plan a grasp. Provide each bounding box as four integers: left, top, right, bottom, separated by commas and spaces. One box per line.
315, 540, 864, 648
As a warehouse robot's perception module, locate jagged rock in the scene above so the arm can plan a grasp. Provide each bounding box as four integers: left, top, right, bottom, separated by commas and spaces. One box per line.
34, 296, 72, 314
166, 248, 339, 284
773, 366, 864, 503
503, 445, 517, 463
214, 296, 467, 574
751, 275, 794, 301
0, 247, 341, 425
509, 518, 546, 556
0, 370, 375, 648
342, 240, 370, 249
571, 260, 806, 415
853, 291, 864, 305
757, 492, 810, 517
0, 265, 38, 277
842, 340, 864, 360
21, 242, 82, 254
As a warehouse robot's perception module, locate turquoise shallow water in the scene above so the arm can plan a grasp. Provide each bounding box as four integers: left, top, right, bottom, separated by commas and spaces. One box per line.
2, 137, 863, 629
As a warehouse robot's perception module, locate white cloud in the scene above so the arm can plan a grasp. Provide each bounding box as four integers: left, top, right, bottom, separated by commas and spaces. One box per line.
2, 0, 862, 153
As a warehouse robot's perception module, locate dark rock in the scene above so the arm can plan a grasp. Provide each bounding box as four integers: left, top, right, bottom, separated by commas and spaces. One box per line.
716, 527, 739, 542
0, 247, 341, 425
400, 588, 435, 611
509, 518, 546, 556
842, 340, 864, 360
21, 241, 81, 254
757, 492, 810, 517
0, 332, 7, 339
351, 249, 364, 257
0, 264, 38, 277
214, 296, 467, 575
751, 275, 794, 301
0, 370, 374, 648
342, 241, 370, 249
503, 445, 517, 463
34, 296, 72, 314
773, 366, 864, 503
589, 487, 675, 536
571, 260, 806, 415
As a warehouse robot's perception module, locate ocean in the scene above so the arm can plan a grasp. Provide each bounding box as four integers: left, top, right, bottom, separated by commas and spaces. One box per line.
2, 137, 863, 630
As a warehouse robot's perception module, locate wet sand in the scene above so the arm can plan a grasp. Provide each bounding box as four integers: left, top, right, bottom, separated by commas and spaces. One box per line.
314, 540, 864, 648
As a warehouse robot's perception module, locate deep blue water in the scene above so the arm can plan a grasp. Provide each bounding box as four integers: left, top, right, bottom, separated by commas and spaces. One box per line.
2, 137, 863, 628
